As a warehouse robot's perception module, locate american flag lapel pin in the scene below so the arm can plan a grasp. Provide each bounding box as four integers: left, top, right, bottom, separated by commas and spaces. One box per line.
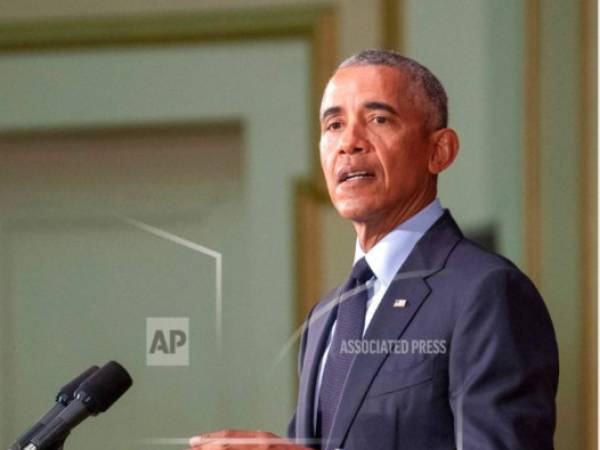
393, 298, 408, 308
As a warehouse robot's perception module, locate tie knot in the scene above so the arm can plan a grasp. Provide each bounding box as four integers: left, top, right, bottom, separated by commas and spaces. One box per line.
351, 257, 374, 285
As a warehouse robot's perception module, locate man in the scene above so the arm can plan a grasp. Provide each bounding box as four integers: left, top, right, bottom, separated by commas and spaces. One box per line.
188, 50, 558, 450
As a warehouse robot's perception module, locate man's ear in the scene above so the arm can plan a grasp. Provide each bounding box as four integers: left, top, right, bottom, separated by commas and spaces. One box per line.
428, 128, 459, 174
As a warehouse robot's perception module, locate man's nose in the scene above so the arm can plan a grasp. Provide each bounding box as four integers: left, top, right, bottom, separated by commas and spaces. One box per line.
338, 121, 368, 155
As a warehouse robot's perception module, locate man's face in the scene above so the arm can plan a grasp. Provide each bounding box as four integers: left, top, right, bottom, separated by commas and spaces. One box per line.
319, 64, 436, 225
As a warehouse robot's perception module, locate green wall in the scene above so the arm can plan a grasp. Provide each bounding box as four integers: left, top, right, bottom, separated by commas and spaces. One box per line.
0, 40, 311, 448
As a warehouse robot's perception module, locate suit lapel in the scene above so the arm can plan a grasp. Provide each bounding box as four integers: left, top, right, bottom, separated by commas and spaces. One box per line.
326, 275, 431, 450
326, 211, 463, 450
296, 291, 339, 441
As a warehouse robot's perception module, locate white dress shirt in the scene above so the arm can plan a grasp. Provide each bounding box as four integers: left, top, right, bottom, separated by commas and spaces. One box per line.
313, 198, 445, 431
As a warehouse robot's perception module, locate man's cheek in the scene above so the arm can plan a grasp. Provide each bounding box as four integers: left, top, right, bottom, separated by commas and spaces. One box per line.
319, 145, 330, 170
319, 154, 335, 183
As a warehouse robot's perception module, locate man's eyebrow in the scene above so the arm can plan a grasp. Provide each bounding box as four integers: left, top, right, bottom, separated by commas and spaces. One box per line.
321, 106, 342, 121
364, 101, 399, 116
320, 102, 398, 121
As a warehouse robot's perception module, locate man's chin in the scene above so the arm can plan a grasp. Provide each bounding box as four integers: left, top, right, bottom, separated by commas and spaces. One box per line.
334, 203, 377, 223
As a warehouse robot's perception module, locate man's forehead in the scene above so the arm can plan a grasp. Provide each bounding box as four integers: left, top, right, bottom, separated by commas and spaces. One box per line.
320, 65, 411, 113
326, 65, 407, 91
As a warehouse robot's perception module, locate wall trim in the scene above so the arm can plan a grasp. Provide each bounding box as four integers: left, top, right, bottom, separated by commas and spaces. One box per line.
579, 0, 597, 447
380, 0, 402, 51
0, 6, 331, 51
525, 1, 598, 447
524, 0, 542, 286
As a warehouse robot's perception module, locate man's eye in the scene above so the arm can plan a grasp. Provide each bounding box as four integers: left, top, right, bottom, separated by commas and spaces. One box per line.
327, 121, 342, 130
373, 116, 388, 124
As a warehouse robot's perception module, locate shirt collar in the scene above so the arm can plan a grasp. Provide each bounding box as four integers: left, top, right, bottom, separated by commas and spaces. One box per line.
354, 198, 444, 286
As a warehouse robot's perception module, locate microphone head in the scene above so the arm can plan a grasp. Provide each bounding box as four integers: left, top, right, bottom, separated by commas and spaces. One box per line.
75, 361, 133, 415
56, 365, 100, 404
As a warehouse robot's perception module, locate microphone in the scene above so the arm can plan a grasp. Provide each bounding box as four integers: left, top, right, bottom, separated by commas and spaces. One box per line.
24, 361, 133, 450
8, 365, 99, 450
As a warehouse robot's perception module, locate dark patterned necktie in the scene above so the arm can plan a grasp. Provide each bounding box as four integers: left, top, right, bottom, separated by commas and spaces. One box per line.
316, 257, 374, 447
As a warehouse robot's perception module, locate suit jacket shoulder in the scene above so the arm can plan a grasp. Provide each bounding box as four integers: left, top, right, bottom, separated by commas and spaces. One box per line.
290, 211, 559, 450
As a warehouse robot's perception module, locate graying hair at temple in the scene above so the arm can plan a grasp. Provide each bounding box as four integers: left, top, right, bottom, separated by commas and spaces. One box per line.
338, 49, 448, 132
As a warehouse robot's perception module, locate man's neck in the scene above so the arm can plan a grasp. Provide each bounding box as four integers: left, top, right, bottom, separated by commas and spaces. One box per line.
354, 190, 437, 252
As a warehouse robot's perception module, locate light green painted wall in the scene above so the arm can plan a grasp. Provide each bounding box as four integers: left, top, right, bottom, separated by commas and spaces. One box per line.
0, 40, 311, 447
483, 0, 524, 264
405, 0, 524, 266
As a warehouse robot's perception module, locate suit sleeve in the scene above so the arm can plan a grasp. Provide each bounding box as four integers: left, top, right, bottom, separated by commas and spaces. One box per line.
449, 267, 559, 449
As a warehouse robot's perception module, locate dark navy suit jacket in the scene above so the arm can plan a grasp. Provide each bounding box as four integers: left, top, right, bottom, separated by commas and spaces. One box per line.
288, 211, 558, 450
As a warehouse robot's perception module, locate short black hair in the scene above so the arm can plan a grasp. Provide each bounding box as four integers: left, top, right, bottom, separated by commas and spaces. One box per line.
338, 49, 448, 131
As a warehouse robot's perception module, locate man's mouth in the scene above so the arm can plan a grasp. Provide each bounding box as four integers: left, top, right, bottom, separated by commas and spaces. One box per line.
338, 170, 376, 184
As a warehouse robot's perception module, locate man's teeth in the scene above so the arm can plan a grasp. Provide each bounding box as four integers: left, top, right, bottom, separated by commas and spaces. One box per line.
344, 171, 373, 181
